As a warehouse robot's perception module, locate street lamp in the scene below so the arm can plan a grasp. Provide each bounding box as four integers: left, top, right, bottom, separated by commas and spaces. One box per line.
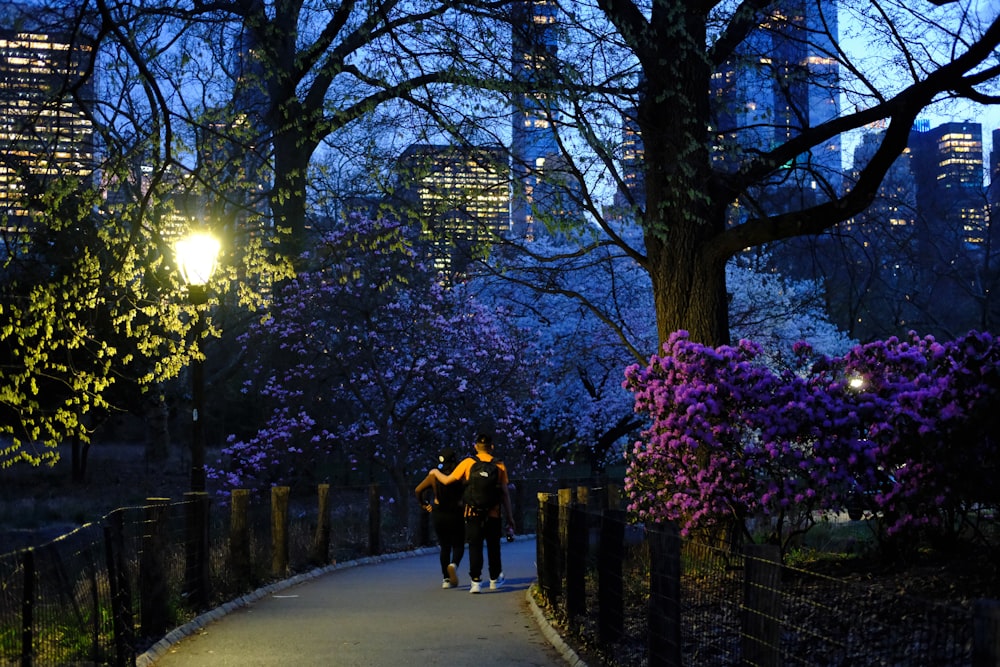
174, 232, 220, 493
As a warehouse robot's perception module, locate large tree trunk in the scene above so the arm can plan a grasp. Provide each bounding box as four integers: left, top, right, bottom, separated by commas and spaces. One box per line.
71, 434, 90, 483
639, 4, 729, 348
270, 131, 315, 254
647, 230, 730, 348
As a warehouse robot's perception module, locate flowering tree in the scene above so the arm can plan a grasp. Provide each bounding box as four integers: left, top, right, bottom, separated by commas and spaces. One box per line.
727, 254, 855, 366
470, 229, 853, 475
216, 216, 541, 519
841, 332, 1000, 545
469, 232, 656, 474
624, 330, 1000, 555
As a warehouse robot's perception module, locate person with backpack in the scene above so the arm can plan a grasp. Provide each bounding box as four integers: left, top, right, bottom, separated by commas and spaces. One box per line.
428, 433, 515, 594
414, 447, 466, 588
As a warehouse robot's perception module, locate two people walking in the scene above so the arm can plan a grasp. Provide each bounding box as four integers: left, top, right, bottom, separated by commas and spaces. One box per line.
415, 433, 516, 593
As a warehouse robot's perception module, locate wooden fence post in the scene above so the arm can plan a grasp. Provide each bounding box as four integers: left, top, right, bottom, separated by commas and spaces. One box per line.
558, 487, 572, 598
606, 483, 621, 511
566, 500, 588, 620
743, 543, 782, 667
271, 486, 290, 578
230, 489, 251, 587
544, 494, 562, 605
368, 483, 381, 556
140, 498, 171, 638
598, 509, 625, 644
183, 492, 210, 611
973, 599, 1000, 667
310, 484, 332, 565
536, 493, 550, 599
648, 522, 682, 667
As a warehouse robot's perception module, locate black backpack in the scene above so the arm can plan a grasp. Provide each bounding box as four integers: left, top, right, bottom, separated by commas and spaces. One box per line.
463, 455, 501, 514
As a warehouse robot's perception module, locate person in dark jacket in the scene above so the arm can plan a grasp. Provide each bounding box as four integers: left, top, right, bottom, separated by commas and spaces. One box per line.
415, 447, 466, 588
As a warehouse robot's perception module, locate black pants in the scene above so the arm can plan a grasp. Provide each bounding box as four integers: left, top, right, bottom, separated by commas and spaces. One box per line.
432, 508, 465, 577
465, 514, 502, 581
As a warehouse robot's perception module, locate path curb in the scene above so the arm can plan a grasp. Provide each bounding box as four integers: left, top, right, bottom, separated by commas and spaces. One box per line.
526, 586, 588, 666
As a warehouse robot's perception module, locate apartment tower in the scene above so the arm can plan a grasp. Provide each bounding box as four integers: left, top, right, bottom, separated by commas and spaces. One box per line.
0, 17, 93, 252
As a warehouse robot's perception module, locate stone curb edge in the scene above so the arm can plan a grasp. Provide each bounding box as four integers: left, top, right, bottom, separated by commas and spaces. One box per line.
525, 586, 588, 667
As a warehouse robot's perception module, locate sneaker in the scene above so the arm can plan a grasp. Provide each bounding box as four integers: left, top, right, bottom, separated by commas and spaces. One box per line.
489, 572, 505, 590
469, 579, 482, 594
442, 578, 453, 589
447, 563, 459, 587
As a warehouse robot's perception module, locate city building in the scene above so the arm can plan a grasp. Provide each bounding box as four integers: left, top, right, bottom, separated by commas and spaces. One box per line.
0, 21, 94, 253
617, 0, 842, 218
991, 128, 1000, 215
715, 0, 841, 206
392, 143, 510, 272
609, 107, 644, 221
510, 0, 561, 240
908, 121, 987, 249
845, 126, 918, 233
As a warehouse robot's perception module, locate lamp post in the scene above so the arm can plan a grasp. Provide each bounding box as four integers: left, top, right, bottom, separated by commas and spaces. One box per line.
174, 232, 220, 493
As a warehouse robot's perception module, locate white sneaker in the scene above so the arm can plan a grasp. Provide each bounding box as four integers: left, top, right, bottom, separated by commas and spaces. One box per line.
469, 579, 482, 594
442, 578, 452, 589
447, 563, 459, 587
489, 572, 505, 590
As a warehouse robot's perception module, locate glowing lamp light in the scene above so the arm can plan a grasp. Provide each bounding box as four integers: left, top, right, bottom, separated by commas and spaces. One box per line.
174, 233, 220, 287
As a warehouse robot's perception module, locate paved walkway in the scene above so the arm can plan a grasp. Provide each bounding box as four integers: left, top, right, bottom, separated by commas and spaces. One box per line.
140, 537, 582, 667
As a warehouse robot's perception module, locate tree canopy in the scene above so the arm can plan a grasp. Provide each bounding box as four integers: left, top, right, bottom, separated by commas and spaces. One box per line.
218, 214, 544, 512
4, 0, 998, 477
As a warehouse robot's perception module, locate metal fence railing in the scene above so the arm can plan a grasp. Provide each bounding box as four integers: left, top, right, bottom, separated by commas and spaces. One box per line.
535, 488, 1000, 667
11, 478, 990, 667
0, 476, 574, 667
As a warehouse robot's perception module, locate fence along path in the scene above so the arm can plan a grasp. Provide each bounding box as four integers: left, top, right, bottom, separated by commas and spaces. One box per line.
142, 537, 568, 667
0, 480, 570, 667
536, 487, 1000, 667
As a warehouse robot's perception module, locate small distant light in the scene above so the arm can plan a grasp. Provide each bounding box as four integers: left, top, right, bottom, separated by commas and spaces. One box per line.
848, 375, 866, 391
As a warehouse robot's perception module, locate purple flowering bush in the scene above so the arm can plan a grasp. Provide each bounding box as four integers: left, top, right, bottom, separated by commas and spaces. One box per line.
212, 215, 541, 515
624, 330, 1000, 555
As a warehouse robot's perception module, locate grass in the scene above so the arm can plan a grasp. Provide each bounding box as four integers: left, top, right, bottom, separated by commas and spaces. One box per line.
0, 441, 198, 544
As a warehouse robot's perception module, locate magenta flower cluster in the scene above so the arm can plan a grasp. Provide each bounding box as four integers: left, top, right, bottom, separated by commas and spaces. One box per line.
623, 330, 1000, 545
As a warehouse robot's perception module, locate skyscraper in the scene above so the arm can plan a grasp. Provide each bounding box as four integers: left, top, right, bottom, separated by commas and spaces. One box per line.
909, 121, 987, 248
510, 0, 560, 240
990, 127, 1000, 232
393, 143, 510, 272
618, 1, 842, 219
0, 22, 94, 249
710, 0, 842, 207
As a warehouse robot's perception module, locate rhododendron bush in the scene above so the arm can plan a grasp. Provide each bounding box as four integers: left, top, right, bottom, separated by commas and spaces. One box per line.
624, 330, 1000, 552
